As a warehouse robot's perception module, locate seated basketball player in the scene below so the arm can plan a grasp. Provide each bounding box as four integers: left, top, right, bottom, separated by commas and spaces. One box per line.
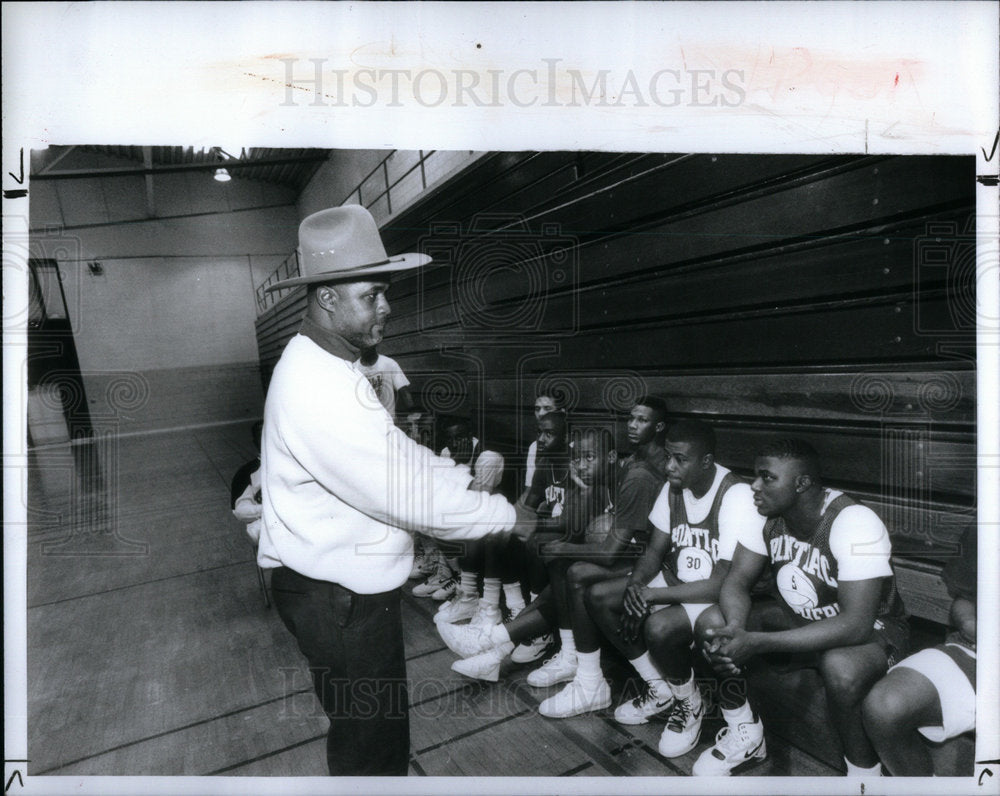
862, 526, 977, 776
436, 422, 615, 682
695, 438, 909, 777
584, 419, 763, 747
437, 399, 669, 708
432, 417, 514, 625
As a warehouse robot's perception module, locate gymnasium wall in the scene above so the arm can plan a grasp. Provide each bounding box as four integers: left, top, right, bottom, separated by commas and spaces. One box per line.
29, 149, 299, 434
256, 151, 976, 574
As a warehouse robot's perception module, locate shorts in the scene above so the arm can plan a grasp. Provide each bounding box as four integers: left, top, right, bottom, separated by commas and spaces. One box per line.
890, 644, 976, 742
645, 571, 711, 630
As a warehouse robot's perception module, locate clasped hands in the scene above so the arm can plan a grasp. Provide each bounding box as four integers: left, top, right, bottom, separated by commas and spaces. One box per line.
701, 624, 757, 676
617, 583, 654, 643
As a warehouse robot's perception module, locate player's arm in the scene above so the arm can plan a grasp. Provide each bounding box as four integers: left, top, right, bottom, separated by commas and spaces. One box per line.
726, 576, 883, 665
646, 559, 733, 607
717, 541, 768, 629
951, 597, 976, 646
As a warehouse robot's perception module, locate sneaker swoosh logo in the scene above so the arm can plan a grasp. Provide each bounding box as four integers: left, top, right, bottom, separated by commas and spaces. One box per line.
743, 739, 764, 759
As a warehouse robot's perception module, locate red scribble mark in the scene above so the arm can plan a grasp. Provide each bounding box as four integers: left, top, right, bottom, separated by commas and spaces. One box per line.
893, 73, 899, 87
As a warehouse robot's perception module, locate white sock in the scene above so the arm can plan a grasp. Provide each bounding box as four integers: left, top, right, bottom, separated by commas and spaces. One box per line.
668, 670, 697, 700
575, 650, 602, 687
558, 629, 577, 660
482, 577, 501, 606
722, 701, 754, 727
628, 652, 670, 698
503, 582, 525, 611
489, 624, 512, 646
460, 571, 478, 599
844, 758, 882, 777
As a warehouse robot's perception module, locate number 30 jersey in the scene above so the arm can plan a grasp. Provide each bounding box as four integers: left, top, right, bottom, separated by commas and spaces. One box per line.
647, 465, 763, 583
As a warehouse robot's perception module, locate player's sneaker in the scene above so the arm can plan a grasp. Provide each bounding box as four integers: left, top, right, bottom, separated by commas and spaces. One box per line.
511, 633, 554, 664
469, 600, 503, 627
657, 691, 705, 757
538, 677, 612, 718
526, 649, 578, 687
450, 645, 512, 683
434, 594, 478, 624
412, 564, 452, 598
437, 621, 498, 658
691, 717, 766, 776
409, 553, 436, 580
613, 682, 675, 725
430, 575, 458, 601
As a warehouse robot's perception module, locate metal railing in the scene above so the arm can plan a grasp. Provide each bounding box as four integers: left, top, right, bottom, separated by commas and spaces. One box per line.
256, 149, 438, 313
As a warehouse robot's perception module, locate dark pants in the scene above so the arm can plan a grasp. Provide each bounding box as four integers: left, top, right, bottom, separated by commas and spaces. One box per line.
271, 567, 409, 776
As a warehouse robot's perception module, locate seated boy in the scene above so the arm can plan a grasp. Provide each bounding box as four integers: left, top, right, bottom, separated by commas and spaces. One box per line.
437, 398, 670, 707
432, 417, 520, 625
695, 438, 909, 777
862, 526, 977, 776
583, 419, 762, 743
439, 424, 616, 679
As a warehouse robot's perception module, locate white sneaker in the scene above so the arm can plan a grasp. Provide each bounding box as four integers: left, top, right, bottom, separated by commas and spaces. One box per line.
451, 646, 511, 683
409, 554, 436, 580
657, 692, 705, 758
538, 677, 612, 718
438, 621, 498, 658
469, 600, 503, 627
526, 649, 578, 688
412, 565, 452, 598
434, 595, 478, 624
511, 633, 554, 664
614, 683, 675, 725
692, 717, 766, 776
430, 575, 458, 601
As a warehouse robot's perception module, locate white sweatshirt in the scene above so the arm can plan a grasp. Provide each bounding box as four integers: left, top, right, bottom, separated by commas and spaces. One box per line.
258, 333, 515, 593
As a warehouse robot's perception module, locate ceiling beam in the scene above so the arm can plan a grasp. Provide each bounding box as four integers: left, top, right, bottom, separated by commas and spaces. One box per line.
142, 147, 156, 218
31, 154, 329, 181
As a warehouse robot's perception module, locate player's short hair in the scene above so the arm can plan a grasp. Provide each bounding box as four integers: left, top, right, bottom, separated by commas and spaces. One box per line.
539, 409, 568, 433
665, 419, 716, 457
756, 438, 823, 480
634, 395, 668, 425
570, 425, 614, 454
441, 416, 471, 435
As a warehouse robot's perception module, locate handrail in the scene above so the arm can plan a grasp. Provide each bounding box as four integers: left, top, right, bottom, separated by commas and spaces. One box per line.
256, 149, 438, 313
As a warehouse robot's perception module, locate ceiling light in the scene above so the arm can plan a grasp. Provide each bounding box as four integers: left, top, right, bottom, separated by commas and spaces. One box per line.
214, 167, 231, 182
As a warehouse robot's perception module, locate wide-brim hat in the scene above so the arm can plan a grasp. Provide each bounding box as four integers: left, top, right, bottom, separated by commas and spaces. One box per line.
265, 205, 432, 292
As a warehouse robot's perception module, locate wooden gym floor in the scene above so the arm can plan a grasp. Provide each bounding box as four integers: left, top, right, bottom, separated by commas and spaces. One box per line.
25, 422, 838, 779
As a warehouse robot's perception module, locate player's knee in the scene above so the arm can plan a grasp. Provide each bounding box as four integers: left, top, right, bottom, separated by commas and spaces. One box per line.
693, 605, 724, 644
819, 649, 875, 703
566, 561, 587, 585
584, 580, 614, 615
862, 676, 918, 734
643, 610, 679, 647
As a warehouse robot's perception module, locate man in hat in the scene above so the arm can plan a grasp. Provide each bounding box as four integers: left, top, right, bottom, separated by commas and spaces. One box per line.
258, 205, 530, 776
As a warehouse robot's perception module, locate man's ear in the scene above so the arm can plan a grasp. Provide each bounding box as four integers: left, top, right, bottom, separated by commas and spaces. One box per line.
607, 450, 618, 465
701, 452, 715, 470
655, 420, 666, 435
315, 284, 339, 313
795, 474, 813, 492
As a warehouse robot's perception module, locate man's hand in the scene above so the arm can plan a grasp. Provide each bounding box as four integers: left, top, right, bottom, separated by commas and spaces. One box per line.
622, 583, 651, 617
702, 624, 757, 674
617, 582, 651, 643
511, 503, 537, 541
540, 540, 575, 560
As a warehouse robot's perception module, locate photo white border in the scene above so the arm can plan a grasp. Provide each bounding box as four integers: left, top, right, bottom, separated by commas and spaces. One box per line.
3, 3, 998, 795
